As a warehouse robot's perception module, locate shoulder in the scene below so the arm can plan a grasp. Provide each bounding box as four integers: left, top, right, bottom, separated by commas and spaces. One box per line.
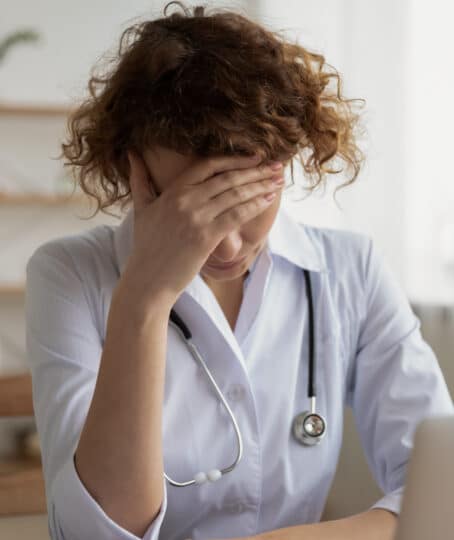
27, 222, 117, 284
26, 223, 119, 335
300, 222, 373, 285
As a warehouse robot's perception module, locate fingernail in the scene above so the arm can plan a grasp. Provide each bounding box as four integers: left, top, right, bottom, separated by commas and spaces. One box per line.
270, 161, 283, 170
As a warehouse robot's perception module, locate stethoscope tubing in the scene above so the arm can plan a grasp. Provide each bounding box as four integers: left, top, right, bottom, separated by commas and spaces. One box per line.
166, 317, 244, 487
303, 269, 316, 398
165, 268, 325, 487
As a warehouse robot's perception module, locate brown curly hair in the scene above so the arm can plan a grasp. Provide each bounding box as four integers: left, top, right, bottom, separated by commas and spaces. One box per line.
60, 1, 366, 218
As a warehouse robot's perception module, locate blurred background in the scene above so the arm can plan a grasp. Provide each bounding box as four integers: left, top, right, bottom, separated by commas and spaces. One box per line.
0, 0, 453, 537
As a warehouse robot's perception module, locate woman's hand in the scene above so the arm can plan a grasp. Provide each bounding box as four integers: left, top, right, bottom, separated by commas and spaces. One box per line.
124, 150, 284, 306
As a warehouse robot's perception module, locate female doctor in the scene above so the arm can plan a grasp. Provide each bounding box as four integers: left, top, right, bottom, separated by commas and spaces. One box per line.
25, 2, 454, 540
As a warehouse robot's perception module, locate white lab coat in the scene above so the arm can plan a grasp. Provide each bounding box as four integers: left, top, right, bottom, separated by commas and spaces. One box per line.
25, 204, 454, 540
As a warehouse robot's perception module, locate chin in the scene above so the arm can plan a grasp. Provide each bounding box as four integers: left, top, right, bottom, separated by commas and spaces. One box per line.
200, 259, 250, 282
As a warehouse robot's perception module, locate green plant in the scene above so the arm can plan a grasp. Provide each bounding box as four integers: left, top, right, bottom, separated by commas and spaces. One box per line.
0, 29, 40, 64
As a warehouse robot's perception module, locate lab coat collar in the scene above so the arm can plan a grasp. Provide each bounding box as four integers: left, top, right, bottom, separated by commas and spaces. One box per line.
113, 203, 327, 283
112, 204, 327, 372
266, 205, 328, 273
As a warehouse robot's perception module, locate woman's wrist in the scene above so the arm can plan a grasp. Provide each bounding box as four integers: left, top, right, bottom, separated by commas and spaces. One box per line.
110, 270, 175, 330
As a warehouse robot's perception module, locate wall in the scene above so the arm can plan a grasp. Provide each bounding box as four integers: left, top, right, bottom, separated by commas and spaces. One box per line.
2, 1, 245, 104
403, 2, 454, 304
257, 0, 408, 285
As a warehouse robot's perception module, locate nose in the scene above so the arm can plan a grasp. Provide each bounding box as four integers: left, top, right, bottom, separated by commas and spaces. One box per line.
210, 230, 243, 264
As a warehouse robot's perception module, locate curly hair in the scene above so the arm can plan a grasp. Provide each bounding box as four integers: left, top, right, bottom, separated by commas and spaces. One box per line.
60, 1, 366, 218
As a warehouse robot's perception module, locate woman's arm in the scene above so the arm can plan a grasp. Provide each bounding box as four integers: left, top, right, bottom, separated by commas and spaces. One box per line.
74, 267, 173, 537
220, 509, 397, 540
253, 508, 397, 540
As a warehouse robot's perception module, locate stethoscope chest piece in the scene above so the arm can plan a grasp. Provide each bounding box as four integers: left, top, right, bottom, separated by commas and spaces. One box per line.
292, 408, 326, 446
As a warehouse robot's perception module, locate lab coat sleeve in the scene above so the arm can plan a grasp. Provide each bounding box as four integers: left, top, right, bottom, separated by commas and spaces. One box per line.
346, 237, 454, 516
25, 243, 168, 540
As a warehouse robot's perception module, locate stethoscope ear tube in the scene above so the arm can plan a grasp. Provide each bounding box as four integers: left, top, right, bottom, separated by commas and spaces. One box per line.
304, 269, 316, 399
170, 309, 192, 340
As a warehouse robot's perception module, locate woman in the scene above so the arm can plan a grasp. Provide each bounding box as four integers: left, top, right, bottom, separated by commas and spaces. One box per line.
25, 2, 453, 540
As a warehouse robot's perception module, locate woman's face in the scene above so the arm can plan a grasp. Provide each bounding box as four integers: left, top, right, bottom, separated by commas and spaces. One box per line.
141, 145, 286, 286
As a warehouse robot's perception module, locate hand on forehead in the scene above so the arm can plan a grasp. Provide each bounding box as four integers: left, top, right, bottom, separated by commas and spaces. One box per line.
139, 146, 289, 198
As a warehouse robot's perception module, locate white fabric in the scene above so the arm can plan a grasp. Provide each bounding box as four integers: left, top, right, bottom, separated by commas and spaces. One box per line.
25, 204, 454, 540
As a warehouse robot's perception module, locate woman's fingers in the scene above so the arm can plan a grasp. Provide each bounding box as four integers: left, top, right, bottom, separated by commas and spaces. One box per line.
175, 153, 262, 188
128, 150, 156, 214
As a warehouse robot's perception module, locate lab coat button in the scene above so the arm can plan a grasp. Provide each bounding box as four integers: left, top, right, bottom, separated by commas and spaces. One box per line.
226, 384, 245, 401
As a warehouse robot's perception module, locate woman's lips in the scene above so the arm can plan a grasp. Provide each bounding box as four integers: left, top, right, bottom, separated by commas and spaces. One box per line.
206, 256, 247, 270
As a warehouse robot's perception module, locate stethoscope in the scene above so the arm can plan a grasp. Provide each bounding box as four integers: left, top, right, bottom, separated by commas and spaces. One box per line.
165, 269, 327, 488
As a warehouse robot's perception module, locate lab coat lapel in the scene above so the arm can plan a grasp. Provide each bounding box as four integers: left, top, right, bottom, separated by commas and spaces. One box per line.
112, 204, 328, 377
172, 281, 249, 377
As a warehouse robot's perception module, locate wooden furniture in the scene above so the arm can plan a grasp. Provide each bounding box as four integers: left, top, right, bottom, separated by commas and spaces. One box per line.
0, 100, 86, 206
0, 101, 79, 534
0, 373, 33, 416
0, 102, 73, 116
0, 514, 49, 538
0, 373, 47, 515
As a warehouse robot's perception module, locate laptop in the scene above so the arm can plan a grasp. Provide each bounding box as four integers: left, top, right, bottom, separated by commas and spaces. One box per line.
394, 413, 454, 540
